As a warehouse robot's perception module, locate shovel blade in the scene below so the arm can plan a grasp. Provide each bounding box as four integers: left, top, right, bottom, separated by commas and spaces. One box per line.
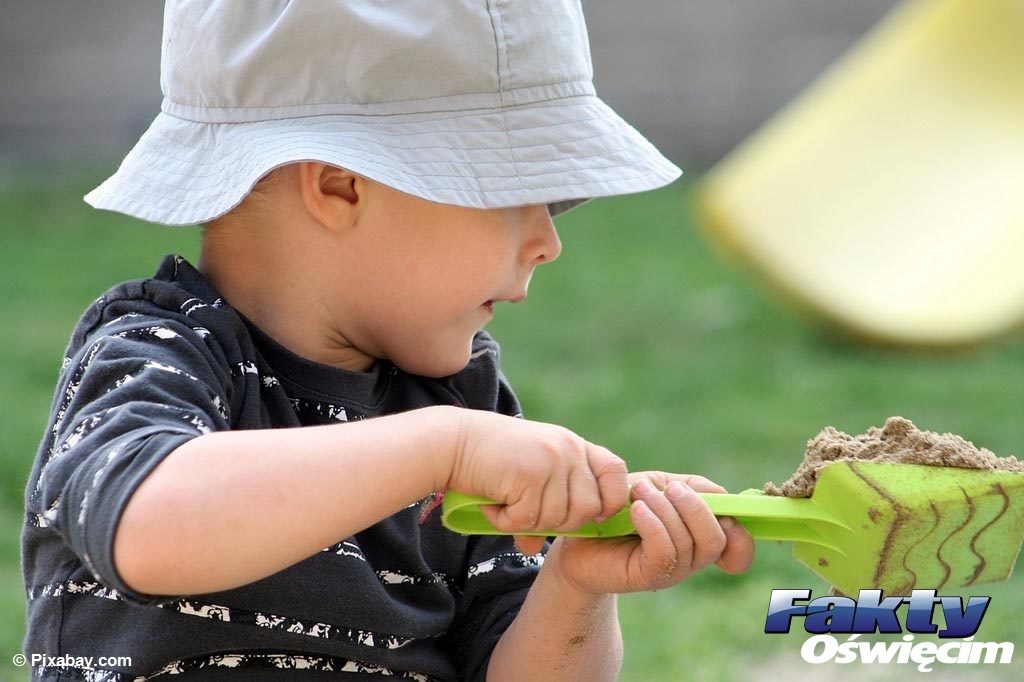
796, 461, 1024, 595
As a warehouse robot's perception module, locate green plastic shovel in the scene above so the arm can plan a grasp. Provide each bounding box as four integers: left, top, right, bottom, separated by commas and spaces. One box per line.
442, 461, 1024, 595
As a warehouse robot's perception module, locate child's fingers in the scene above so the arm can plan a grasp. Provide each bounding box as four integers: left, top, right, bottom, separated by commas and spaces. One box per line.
481, 485, 543, 533
656, 474, 749, 573
663, 481, 726, 571
479, 503, 508, 530
560, 463, 603, 530
631, 480, 691, 570
483, 474, 571, 534
672, 476, 753, 574
633, 478, 726, 574
514, 535, 546, 556
679, 474, 727, 495
587, 443, 629, 522
715, 518, 755, 574
628, 497, 678, 586
534, 469, 571, 531
631, 477, 729, 576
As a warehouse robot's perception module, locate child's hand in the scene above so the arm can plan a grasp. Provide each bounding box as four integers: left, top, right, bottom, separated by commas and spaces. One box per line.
447, 409, 629, 552
544, 471, 755, 594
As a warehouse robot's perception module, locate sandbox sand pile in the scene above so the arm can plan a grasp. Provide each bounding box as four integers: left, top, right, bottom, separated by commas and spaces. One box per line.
765, 416, 1024, 498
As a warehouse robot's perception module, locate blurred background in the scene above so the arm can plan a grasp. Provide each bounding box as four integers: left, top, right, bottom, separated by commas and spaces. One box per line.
2, 1, 1022, 680
0, 1, 900, 170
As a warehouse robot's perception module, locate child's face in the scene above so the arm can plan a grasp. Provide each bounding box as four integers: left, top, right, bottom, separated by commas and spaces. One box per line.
340, 181, 562, 378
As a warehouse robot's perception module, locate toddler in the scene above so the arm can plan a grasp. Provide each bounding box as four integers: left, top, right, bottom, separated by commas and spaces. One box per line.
22, 2, 753, 680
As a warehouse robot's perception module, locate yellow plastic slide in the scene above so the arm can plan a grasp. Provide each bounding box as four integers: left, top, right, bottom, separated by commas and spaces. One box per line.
695, 0, 1024, 346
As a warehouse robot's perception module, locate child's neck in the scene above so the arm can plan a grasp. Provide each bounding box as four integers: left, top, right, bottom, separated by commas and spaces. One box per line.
197, 236, 377, 374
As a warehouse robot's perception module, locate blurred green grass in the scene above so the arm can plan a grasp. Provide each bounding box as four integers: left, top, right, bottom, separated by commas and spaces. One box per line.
1, 169, 1022, 680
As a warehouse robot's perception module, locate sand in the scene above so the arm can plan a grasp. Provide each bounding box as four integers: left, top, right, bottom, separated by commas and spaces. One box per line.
765, 416, 1024, 498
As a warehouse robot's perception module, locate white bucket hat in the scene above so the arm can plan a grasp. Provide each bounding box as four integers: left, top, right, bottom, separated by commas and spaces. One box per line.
85, 0, 682, 226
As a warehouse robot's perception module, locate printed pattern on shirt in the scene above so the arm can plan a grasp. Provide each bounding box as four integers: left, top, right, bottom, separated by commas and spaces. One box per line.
228, 361, 286, 394
321, 541, 456, 589
467, 552, 545, 579
290, 397, 367, 423
28, 580, 426, 650
179, 296, 225, 318
36, 322, 227, 503
39, 652, 436, 682
49, 340, 109, 455
105, 360, 229, 423
29, 496, 61, 528
34, 406, 126, 502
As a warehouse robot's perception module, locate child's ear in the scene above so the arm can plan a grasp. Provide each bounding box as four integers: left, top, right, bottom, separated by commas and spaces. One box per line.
297, 162, 360, 233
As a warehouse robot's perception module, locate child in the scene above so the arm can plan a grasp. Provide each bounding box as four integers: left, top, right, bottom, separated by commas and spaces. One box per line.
23, 1, 753, 680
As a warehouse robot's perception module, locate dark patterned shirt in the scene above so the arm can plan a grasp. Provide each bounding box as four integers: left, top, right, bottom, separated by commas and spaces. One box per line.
22, 255, 544, 681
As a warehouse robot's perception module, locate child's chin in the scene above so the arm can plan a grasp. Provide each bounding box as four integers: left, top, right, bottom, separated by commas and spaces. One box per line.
394, 346, 472, 379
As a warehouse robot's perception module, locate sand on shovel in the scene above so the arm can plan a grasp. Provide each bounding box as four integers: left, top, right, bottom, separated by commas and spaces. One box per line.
765, 416, 1024, 498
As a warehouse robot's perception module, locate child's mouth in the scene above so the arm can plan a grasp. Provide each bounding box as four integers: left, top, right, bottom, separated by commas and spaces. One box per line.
483, 300, 494, 314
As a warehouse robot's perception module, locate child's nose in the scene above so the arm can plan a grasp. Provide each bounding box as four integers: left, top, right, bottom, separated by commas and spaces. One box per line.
523, 206, 562, 265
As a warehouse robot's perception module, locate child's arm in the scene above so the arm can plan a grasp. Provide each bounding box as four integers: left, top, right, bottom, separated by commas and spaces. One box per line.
35, 313, 626, 602
114, 406, 629, 596
486, 554, 622, 682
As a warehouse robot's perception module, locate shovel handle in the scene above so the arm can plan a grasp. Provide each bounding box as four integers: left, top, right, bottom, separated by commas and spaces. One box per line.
441, 489, 845, 548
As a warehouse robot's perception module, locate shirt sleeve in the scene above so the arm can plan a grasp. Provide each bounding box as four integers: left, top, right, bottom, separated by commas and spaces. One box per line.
26, 313, 231, 605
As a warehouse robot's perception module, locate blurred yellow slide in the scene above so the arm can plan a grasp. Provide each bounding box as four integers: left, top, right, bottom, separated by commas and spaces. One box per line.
695, 0, 1024, 346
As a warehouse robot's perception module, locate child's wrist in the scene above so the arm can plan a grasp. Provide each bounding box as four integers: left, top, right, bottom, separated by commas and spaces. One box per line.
418, 404, 465, 492
541, 538, 604, 599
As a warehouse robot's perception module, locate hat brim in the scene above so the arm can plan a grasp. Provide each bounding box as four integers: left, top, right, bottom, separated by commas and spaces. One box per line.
84, 94, 681, 226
